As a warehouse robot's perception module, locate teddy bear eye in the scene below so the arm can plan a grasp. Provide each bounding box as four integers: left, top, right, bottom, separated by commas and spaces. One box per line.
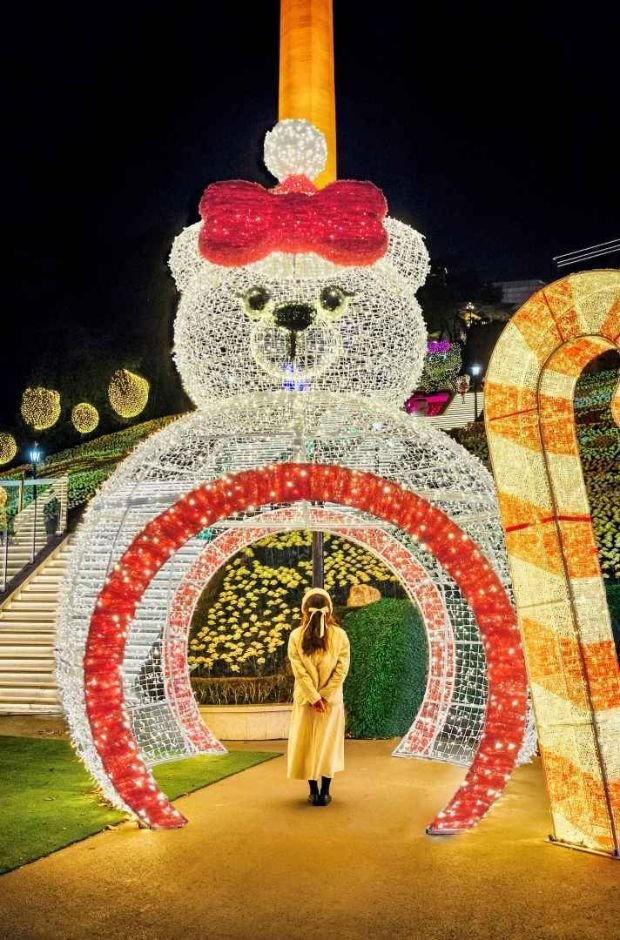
243, 286, 272, 317
319, 285, 347, 314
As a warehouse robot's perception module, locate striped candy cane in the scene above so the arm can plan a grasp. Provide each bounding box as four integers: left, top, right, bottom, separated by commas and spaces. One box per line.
485, 269, 620, 857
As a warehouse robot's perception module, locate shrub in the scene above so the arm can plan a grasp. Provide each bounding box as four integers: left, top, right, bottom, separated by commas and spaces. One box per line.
342, 598, 428, 739
415, 342, 462, 393
607, 583, 620, 657
191, 673, 294, 706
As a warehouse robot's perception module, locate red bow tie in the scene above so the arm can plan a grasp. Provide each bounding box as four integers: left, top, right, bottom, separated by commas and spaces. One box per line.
198, 179, 389, 267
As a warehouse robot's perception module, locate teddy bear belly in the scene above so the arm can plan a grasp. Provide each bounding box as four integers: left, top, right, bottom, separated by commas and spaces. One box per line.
55, 391, 518, 787
60, 391, 507, 645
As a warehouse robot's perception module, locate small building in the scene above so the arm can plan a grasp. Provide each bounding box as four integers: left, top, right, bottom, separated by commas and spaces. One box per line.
494, 279, 545, 308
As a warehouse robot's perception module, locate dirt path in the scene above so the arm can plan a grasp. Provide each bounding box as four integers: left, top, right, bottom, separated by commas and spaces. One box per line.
1, 740, 618, 940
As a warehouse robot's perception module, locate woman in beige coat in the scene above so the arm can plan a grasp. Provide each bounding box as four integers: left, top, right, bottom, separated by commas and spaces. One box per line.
287, 588, 351, 806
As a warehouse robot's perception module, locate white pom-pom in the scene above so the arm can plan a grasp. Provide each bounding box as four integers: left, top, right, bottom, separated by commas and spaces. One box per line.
264, 119, 327, 182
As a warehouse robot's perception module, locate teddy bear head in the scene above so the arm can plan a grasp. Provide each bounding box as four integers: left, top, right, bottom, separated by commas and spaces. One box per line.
169, 121, 429, 409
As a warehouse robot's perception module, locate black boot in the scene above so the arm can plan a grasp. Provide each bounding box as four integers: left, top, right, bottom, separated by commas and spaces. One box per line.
308, 779, 319, 805
318, 776, 332, 806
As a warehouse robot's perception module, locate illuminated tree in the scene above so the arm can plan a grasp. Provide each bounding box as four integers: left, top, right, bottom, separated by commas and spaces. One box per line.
71, 402, 99, 435
20, 387, 61, 430
108, 369, 149, 419
0, 433, 17, 466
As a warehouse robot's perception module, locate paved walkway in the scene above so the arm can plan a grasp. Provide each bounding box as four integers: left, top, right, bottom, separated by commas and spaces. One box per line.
1, 739, 618, 940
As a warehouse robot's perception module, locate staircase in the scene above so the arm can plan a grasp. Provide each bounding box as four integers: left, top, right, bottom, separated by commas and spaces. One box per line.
1, 478, 68, 591
0, 535, 73, 714
1, 497, 50, 587
427, 391, 484, 430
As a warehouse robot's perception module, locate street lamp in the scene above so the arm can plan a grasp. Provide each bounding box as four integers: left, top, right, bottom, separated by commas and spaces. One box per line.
29, 443, 42, 473
470, 364, 482, 421
27, 442, 43, 559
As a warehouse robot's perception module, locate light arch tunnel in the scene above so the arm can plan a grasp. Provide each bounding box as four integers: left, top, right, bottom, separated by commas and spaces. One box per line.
80, 463, 529, 833
161, 506, 456, 760
160, 504, 496, 763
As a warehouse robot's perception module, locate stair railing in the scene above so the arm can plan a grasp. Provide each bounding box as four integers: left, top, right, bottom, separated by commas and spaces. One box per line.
0, 476, 69, 593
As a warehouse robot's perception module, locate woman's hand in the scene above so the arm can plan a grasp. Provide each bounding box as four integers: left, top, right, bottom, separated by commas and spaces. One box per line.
312, 698, 328, 713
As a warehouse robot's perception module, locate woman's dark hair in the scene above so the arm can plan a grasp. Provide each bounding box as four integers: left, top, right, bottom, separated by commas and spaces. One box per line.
300, 591, 338, 654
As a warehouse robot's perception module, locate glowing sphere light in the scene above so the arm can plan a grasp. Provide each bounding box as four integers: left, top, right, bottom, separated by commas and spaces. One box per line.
0, 432, 18, 466
108, 369, 149, 419
71, 402, 100, 435
20, 387, 61, 431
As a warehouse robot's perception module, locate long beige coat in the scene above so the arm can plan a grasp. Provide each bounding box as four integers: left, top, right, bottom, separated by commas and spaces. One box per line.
287, 624, 351, 780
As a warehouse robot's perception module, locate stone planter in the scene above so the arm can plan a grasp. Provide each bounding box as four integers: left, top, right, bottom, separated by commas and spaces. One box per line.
199, 703, 293, 740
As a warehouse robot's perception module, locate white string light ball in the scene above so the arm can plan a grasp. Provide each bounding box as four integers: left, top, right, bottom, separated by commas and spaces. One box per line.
264, 119, 327, 182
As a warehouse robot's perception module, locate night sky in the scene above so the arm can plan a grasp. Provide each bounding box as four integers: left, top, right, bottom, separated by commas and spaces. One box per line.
3, 1, 619, 434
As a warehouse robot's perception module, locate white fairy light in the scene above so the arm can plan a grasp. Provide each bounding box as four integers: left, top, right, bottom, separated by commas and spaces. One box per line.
264, 119, 327, 182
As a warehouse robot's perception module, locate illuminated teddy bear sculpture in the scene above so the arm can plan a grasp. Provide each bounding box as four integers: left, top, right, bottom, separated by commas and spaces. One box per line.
57, 121, 533, 832
171, 120, 429, 413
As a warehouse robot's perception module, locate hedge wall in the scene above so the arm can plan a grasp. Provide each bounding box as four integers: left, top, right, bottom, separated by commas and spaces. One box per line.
342, 598, 428, 739
607, 583, 620, 657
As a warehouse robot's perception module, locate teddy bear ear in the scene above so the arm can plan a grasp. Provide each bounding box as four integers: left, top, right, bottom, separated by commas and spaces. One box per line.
383, 217, 430, 291
168, 221, 221, 291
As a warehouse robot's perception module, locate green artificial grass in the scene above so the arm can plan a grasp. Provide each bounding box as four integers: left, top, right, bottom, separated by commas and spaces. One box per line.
0, 735, 280, 874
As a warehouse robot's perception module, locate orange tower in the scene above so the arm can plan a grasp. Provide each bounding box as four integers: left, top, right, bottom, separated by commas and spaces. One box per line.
279, 0, 337, 188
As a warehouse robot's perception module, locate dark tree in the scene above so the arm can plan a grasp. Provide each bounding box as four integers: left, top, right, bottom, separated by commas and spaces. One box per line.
419, 261, 507, 345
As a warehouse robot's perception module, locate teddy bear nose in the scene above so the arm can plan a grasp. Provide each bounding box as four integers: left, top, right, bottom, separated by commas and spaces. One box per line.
274, 302, 316, 332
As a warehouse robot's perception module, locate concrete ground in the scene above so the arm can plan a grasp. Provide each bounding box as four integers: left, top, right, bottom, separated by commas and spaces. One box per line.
0, 726, 618, 940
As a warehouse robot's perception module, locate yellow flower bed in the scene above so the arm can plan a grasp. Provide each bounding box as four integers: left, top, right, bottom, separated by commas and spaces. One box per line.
189, 532, 400, 677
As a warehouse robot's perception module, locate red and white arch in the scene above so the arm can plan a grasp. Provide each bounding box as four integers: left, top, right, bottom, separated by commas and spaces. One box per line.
85, 464, 528, 832
162, 505, 455, 758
